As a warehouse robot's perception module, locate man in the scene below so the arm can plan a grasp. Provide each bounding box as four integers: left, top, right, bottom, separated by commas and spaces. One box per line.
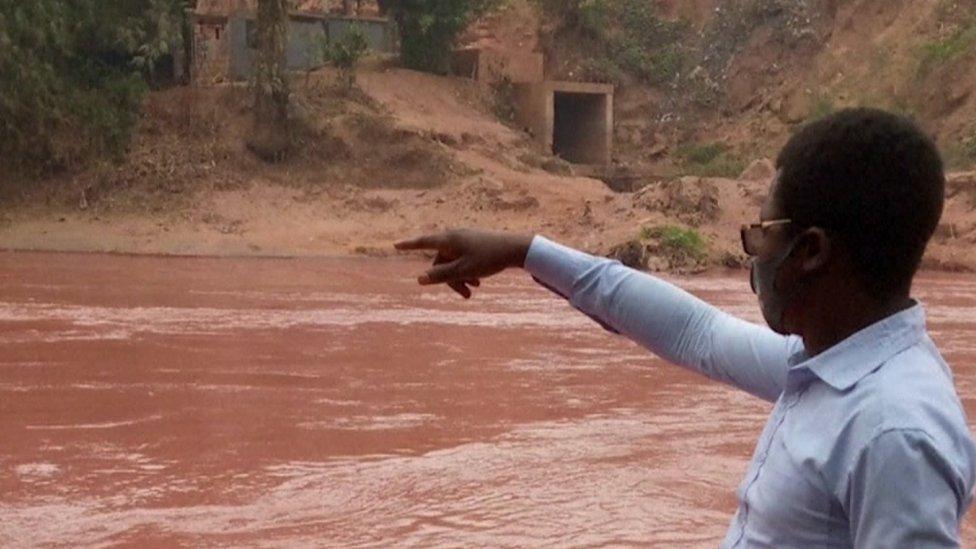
394, 108, 976, 547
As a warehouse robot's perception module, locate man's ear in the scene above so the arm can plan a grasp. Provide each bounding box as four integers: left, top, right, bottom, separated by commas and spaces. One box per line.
797, 227, 831, 274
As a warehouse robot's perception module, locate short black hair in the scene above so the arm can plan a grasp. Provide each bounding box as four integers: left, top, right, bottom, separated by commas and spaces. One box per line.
775, 107, 945, 298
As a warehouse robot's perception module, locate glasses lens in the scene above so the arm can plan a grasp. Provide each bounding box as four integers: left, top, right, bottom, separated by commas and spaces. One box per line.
741, 226, 762, 256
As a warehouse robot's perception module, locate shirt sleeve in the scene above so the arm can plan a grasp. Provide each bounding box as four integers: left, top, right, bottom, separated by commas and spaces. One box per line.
523, 235, 800, 403
846, 429, 967, 548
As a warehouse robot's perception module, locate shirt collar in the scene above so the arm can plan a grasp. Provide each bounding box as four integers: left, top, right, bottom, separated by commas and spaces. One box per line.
787, 302, 927, 392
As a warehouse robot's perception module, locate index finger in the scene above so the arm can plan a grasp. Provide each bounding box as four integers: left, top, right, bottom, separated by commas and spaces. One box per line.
394, 233, 447, 251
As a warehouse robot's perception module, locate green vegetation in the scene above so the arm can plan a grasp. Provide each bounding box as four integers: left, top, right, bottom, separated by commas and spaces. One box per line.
918, 18, 976, 75
580, 57, 627, 85
0, 0, 186, 175
807, 94, 836, 122
640, 224, 708, 264
322, 26, 371, 90
889, 97, 918, 121
390, 0, 499, 74
942, 127, 976, 170
675, 142, 747, 178
490, 76, 518, 123
701, 0, 819, 78
540, 0, 689, 85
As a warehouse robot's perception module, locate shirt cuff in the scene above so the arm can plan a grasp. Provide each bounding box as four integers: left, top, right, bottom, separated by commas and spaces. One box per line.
523, 235, 601, 299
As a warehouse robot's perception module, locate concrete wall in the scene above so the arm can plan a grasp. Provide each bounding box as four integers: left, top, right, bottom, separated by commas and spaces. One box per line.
227, 13, 327, 80
192, 10, 395, 84
451, 47, 544, 84
514, 81, 614, 165
514, 83, 551, 144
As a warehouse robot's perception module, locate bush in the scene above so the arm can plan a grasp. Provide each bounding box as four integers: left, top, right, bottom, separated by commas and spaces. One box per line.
0, 0, 185, 175
323, 26, 370, 90
942, 127, 976, 170
490, 76, 518, 122
640, 224, 709, 268
391, 0, 498, 74
675, 141, 747, 178
918, 18, 976, 75
545, 0, 689, 85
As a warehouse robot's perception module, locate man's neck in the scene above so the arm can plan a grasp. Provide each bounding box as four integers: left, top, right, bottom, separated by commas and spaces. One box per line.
802, 294, 915, 356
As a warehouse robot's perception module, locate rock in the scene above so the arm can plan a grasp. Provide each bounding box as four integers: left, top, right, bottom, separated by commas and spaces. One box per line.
946, 172, 976, 206
608, 240, 647, 269
739, 158, 776, 181
431, 131, 459, 147
722, 251, 747, 269
781, 91, 809, 124
934, 223, 958, 241
460, 132, 484, 146
635, 177, 720, 225
468, 180, 539, 212
353, 246, 391, 257
645, 133, 668, 159
947, 171, 976, 188
942, 86, 971, 115
541, 156, 573, 176
345, 195, 399, 213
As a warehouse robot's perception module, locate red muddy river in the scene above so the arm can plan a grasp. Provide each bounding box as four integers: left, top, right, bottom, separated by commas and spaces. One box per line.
1, 251, 975, 547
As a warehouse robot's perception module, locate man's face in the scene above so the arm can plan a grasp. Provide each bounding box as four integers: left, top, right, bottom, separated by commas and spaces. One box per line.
750, 173, 799, 334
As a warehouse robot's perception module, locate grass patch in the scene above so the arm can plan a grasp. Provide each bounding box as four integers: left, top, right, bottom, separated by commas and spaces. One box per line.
640, 224, 708, 263
581, 56, 628, 85
890, 97, 919, 121
918, 19, 976, 75
942, 128, 976, 171
675, 141, 747, 178
807, 94, 836, 123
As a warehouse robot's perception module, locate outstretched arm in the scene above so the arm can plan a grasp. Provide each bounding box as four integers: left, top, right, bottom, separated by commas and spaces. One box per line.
524, 235, 799, 402
396, 230, 801, 403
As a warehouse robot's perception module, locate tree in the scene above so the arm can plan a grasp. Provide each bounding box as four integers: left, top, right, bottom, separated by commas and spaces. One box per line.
384, 0, 497, 74
127, 0, 189, 87
0, 0, 185, 175
248, 0, 292, 162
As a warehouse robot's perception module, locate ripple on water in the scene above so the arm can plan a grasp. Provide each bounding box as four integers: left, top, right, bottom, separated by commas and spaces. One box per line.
0, 302, 602, 341
298, 413, 439, 432
2, 256, 975, 547
25, 415, 165, 431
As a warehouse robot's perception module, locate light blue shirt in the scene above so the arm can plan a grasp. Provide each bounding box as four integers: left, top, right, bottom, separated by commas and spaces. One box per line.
524, 235, 976, 548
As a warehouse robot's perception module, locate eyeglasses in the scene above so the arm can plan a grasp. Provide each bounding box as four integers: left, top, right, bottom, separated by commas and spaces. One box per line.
740, 219, 792, 256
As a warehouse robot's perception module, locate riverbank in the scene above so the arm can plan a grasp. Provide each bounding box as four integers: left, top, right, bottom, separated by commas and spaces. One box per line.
2, 70, 975, 273
2, 168, 974, 273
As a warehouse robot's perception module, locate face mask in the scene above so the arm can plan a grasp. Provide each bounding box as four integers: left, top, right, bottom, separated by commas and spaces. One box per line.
750, 238, 800, 334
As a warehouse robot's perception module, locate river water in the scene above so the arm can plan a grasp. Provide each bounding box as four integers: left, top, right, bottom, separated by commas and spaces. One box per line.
1, 251, 974, 547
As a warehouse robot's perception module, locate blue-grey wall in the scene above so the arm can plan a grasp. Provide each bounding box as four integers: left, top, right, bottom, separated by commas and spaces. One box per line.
227, 13, 396, 81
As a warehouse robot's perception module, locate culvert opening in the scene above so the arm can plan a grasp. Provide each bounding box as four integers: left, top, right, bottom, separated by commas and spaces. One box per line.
553, 91, 610, 164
